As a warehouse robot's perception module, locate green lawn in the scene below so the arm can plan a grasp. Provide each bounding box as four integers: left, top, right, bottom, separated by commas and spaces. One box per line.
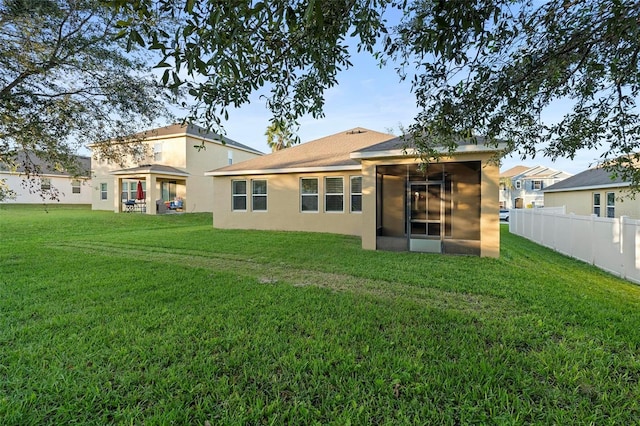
1, 205, 639, 424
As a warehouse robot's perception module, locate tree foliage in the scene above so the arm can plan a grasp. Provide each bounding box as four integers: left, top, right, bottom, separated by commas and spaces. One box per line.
391, 0, 640, 183
110, 0, 640, 185
265, 121, 296, 152
0, 0, 172, 200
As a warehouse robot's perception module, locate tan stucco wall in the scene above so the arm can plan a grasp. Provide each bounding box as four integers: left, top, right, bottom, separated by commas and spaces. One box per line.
213, 152, 501, 257
213, 171, 364, 235
545, 187, 640, 219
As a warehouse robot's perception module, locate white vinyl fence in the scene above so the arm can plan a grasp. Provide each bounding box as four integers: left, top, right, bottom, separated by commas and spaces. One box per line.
509, 207, 640, 285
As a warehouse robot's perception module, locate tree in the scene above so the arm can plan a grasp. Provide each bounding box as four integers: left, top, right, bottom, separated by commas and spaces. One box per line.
101, 1, 640, 186
390, 0, 640, 184
0, 0, 173, 201
265, 121, 296, 152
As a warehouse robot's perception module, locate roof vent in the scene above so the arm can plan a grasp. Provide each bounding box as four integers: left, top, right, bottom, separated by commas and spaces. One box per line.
347, 129, 366, 134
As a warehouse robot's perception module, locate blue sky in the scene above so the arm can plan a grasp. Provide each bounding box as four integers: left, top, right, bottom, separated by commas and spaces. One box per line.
218, 48, 606, 176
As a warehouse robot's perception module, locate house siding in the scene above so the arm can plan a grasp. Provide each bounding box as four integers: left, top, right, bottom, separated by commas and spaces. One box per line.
1, 173, 91, 204
545, 187, 640, 219
92, 131, 261, 213
213, 171, 364, 236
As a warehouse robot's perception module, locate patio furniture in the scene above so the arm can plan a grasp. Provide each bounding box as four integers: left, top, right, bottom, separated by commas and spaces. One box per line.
169, 199, 183, 211
124, 200, 135, 212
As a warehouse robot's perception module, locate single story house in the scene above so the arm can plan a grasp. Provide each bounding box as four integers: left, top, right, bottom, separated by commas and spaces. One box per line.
207, 128, 505, 257
0, 152, 92, 204
91, 123, 263, 214
544, 166, 639, 219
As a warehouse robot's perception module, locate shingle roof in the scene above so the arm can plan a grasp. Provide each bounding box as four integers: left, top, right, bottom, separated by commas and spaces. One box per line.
0, 152, 91, 177
207, 127, 396, 175
133, 123, 263, 155
500, 165, 570, 179
500, 165, 532, 178
111, 164, 190, 177
543, 167, 627, 192
355, 135, 491, 154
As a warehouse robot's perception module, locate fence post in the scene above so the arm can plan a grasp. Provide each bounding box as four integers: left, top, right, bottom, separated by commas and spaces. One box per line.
590, 214, 597, 265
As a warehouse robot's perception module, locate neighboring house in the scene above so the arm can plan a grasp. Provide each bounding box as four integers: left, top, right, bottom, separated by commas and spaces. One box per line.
500, 165, 572, 209
0, 152, 91, 204
91, 123, 263, 214
207, 128, 505, 257
543, 166, 639, 219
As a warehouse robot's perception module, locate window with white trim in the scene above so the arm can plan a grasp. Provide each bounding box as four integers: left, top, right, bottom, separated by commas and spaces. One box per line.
252, 179, 267, 211
515, 180, 521, 190
533, 180, 542, 190
325, 177, 344, 212
100, 183, 108, 200
606, 192, 615, 218
350, 176, 362, 213
227, 150, 233, 165
232, 180, 247, 211
41, 178, 51, 191
593, 193, 601, 216
153, 143, 163, 161
300, 178, 319, 212
121, 181, 129, 201
72, 179, 81, 194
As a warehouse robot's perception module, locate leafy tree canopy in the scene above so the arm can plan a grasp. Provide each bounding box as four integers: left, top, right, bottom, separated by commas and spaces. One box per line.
111, 0, 640, 185
0, 0, 173, 200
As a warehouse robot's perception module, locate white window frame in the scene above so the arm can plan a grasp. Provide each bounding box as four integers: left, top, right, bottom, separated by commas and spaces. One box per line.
300, 178, 319, 212
41, 178, 51, 191
325, 177, 344, 212
593, 193, 601, 216
227, 150, 233, 165
100, 183, 108, 200
232, 180, 247, 211
71, 179, 81, 194
251, 179, 267, 211
533, 180, 542, 190
350, 176, 362, 213
606, 192, 615, 218
515, 180, 521, 190
153, 143, 163, 162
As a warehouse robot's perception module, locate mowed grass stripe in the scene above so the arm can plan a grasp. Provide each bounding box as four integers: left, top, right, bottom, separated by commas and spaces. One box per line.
53, 240, 514, 317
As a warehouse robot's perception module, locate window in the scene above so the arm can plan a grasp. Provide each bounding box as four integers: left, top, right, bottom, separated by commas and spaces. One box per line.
606, 192, 615, 218
153, 143, 163, 161
122, 181, 145, 200
100, 183, 108, 200
232, 180, 247, 211
252, 180, 267, 211
121, 181, 128, 200
533, 180, 542, 190
515, 180, 521, 190
72, 179, 81, 194
41, 178, 51, 191
301, 178, 319, 212
593, 193, 601, 216
227, 150, 233, 165
325, 177, 344, 212
350, 176, 362, 213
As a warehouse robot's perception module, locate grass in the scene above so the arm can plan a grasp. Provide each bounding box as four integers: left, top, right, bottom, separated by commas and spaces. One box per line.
1, 205, 639, 424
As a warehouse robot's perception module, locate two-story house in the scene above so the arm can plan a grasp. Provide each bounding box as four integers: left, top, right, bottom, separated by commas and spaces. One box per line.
91, 123, 263, 214
500, 165, 572, 209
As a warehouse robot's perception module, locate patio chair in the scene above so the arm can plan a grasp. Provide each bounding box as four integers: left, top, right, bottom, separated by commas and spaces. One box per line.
124, 200, 135, 212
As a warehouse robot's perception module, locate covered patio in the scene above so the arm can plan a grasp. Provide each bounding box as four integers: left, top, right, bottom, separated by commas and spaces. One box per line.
373, 162, 482, 255
110, 164, 189, 214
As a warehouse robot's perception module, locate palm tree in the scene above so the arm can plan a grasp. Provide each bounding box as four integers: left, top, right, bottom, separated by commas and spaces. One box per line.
265, 122, 295, 152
